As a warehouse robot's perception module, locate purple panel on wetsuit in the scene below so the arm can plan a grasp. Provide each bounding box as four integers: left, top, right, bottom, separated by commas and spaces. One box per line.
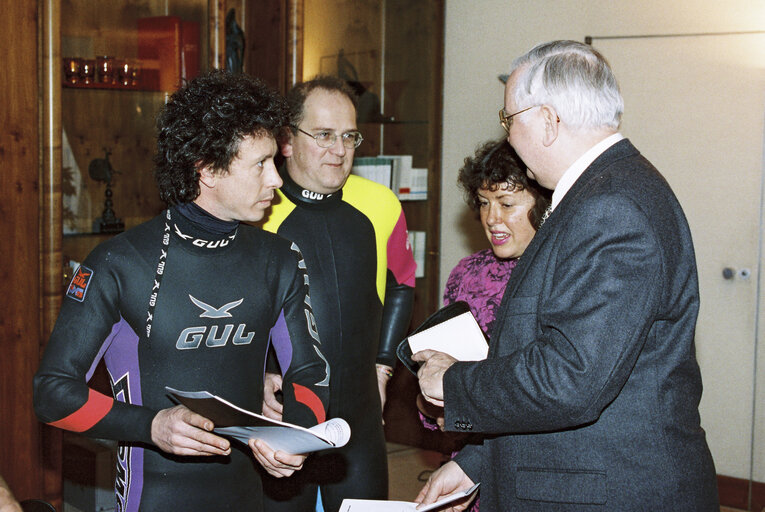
269, 309, 293, 376
114, 444, 143, 512
85, 323, 117, 382
101, 317, 144, 512
102, 317, 143, 404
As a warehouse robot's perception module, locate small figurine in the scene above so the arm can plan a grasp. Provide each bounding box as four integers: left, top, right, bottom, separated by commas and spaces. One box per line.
89, 148, 124, 234
225, 9, 245, 74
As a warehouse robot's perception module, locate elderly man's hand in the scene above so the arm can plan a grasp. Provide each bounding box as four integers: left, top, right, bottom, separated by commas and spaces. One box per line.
415, 460, 476, 511
411, 349, 457, 408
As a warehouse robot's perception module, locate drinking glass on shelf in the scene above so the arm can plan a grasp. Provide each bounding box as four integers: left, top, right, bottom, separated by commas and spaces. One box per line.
117, 60, 131, 86
63, 58, 80, 85
96, 55, 115, 84
129, 60, 141, 87
80, 59, 95, 84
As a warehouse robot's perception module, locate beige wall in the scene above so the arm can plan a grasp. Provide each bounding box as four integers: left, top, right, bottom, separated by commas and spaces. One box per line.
441, 0, 765, 480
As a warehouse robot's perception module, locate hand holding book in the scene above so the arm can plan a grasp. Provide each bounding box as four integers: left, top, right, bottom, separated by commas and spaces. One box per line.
339, 483, 480, 511
397, 301, 487, 376
397, 302, 488, 407
165, 387, 350, 454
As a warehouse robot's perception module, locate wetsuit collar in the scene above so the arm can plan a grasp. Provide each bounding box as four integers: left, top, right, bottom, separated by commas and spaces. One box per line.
170, 204, 238, 250
176, 201, 239, 234
278, 165, 343, 209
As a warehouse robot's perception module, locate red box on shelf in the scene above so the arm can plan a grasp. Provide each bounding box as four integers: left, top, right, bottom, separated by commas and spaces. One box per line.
138, 16, 199, 92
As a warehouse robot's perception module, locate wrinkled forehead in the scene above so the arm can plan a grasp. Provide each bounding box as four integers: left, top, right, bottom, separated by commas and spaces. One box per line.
301, 89, 357, 126
503, 67, 526, 110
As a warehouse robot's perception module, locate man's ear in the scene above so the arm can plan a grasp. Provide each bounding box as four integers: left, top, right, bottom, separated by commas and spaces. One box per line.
540, 105, 560, 147
281, 131, 295, 158
198, 165, 217, 189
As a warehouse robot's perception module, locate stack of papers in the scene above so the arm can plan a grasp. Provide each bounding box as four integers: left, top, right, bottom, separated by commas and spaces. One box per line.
340, 483, 480, 511
165, 387, 350, 454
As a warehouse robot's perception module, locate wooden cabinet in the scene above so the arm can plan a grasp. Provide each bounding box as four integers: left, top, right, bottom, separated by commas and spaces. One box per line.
58, 0, 224, 271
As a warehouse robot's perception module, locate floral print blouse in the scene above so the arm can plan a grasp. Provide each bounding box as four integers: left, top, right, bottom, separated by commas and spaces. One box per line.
442, 249, 517, 337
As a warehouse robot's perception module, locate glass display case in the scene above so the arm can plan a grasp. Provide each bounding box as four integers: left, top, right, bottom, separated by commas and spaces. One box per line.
60, 0, 224, 280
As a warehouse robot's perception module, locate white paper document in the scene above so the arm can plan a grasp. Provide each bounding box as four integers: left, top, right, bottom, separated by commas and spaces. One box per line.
214, 418, 351, 454
407, 311, 488, 361
165, 387, 350, 454
339, 483, 479, 511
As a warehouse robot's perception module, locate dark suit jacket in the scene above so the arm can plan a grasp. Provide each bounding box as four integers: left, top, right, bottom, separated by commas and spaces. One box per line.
446, 139, 718, 511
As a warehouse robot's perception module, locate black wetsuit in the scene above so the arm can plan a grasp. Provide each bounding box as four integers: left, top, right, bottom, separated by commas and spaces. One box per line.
34, 205, 330, 512
260, 171, 416, 511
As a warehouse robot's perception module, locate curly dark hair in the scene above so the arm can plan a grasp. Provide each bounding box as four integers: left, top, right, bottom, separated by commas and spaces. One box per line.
458, 139, 552, 230
154, 70, 288, 205
285, 75, 359, 132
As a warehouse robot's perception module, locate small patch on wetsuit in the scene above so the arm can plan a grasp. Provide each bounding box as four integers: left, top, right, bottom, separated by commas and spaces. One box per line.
67, 265, 94, 302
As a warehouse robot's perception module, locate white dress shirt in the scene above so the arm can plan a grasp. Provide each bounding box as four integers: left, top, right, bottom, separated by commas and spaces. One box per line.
551, 133, 624, 211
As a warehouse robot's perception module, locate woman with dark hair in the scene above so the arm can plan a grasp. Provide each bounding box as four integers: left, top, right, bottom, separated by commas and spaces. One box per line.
446, 138, 550, 335
418, 139, 550, 511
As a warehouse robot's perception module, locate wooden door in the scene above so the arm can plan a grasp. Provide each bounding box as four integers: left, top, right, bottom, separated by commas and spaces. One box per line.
593, 32, 765, 508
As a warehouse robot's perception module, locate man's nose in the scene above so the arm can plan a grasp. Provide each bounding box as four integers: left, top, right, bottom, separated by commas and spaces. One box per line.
265, 161, 283, 188
328, 136, 347, 156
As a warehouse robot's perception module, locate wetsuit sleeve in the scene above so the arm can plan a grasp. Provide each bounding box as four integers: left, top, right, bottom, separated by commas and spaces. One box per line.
270, 242, 330, 428
377, 209, 416, 367
387, 210, 417, 288
377, 272, 414, 367
33, 248, 157, 444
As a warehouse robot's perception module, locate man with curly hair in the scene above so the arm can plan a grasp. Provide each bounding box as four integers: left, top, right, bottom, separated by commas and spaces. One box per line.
34, 71, 330, 512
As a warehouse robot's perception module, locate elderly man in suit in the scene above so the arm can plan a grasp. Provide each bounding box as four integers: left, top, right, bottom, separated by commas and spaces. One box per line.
413, 40, 719, 511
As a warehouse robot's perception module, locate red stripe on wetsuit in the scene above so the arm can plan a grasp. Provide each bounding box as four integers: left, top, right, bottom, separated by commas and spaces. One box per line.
49, 388, 114, 432
292, 383, 326, 424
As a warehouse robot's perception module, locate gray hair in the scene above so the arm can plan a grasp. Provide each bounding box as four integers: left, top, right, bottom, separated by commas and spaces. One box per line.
510, 40, 623, 131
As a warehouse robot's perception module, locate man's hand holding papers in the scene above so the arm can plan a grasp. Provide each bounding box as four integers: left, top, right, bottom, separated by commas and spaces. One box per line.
411, 350, 457, 407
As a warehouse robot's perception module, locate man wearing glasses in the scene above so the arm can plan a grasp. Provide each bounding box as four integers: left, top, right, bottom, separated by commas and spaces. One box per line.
260, 75, 416, 512
414, 40, 718, 511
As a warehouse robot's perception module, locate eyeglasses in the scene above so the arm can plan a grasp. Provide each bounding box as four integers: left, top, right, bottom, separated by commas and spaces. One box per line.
294, 126, 363, 149
499, 106, 536, 133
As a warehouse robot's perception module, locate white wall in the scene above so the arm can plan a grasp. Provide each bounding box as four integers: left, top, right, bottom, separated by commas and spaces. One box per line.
441, 0, 765, 480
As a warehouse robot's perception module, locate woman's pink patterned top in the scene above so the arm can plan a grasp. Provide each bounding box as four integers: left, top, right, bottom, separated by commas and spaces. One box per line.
442, 249, 517, 337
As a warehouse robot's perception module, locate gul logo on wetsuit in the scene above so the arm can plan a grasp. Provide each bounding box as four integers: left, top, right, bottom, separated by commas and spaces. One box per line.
173, 223, 237, 249
66, 265, 94, 302
175, 295, 255, 349
301, 189, 325, 200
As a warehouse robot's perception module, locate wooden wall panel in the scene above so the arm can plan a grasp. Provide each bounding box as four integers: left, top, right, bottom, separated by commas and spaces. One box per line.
241, 0, 287, 93
0, 0, 45, 503
41, 0, 65, 506
380, 0, 446, 451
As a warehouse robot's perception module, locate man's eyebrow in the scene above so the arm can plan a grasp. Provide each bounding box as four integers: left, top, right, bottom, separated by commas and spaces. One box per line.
306, 126, 357, 132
